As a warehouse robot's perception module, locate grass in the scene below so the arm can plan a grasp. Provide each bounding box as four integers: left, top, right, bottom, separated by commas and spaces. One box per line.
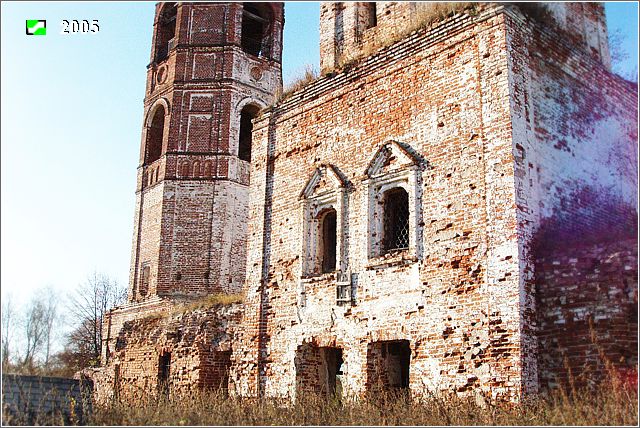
66, 382, 640, 425
276, 64, 319, 103
334, 3, 477, 72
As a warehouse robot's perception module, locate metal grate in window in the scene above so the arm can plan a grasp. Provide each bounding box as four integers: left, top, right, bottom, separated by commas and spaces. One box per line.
382, 188, 409, 253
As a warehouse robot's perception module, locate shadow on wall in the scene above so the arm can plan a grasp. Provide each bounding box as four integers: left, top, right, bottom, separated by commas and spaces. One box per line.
532, 184, 637, 252
533, 184, 638, 391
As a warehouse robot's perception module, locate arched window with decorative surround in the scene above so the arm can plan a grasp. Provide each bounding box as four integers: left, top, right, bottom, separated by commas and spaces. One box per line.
364, 140, 423, 262
300, 165, 348, 277
145, 105, 165, 165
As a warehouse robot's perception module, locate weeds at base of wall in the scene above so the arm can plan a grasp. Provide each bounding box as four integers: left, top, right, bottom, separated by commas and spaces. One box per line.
9, 379, 636, 425
81, 382, 640, 425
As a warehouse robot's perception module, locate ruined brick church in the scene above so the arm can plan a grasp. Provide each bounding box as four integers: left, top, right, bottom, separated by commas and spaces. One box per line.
89, 2, 638, 403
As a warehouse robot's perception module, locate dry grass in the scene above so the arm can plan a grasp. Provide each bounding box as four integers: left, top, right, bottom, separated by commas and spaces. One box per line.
135, 293, 244, 322
170, 293, 244, 316
277, 64, 320, 103
335, 2, 477, 71
86, 381, 638, 426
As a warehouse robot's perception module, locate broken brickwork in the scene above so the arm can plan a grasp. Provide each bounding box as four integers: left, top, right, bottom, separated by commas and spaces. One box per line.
231, 2, 637, 402
95, 2, 637, 405
90, 303, 241, 405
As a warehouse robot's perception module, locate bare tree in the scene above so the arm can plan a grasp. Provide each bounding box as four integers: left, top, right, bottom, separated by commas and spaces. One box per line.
41, 287, 59, 366
21, 297, 47, 372
65, 272, 126, 370
2, 293, 16, 367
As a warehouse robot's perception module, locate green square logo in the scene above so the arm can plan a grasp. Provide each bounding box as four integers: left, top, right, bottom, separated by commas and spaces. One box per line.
26, 20, 46, 36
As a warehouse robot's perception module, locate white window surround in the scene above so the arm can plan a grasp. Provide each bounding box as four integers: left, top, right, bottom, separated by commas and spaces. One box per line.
299, 164, 349, 278
363, 140, 423, 265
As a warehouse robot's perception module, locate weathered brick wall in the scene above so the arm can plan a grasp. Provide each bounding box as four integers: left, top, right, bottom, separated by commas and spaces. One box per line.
504, 3, 637, 392
319, 2, 611, 73
233, 5, 531, 402
93, 303, 242, 404
536, 239, 638, 390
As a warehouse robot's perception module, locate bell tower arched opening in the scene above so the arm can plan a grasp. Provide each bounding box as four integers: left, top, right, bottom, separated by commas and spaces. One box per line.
155, 3, 177, 63
241, 3, 273, 58
145, 106, 165, 165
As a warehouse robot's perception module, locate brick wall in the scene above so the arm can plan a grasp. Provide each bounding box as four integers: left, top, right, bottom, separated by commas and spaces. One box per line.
505, 3, 637, 394
536, 239, 638, 390
93, 303, 242, 404
233, 5, 529, 402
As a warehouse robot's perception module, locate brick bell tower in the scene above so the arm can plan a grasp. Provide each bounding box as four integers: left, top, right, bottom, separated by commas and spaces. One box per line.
128, 2, 284, 302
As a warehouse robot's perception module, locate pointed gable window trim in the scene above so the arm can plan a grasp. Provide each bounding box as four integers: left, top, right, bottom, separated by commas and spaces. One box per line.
363, 140, 424, 262
300, 164, 349, 278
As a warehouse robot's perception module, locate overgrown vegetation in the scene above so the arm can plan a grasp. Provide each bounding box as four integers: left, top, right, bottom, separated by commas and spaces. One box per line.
5, 380, 636, 426
335, 2, 477, 71
277, 64, 319, 103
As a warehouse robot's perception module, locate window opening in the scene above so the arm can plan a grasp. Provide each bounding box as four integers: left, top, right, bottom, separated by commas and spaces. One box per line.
158, 352, 171, 396
320, 209, 337, 273
365, 2, 377, 29
242, 3, 273, 58
382, 188, 409, 253
145, 106, 165, 165
239, 105, 260, 162
139, 265, 150, 297
156, 3, 177, 62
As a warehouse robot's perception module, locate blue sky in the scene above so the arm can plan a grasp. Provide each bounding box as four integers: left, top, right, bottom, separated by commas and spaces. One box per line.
1, 2, 638, 313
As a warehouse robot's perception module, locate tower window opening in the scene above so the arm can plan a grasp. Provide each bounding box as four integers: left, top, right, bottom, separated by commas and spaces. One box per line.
155, 3, 177, 63
145, 106, 165, 165
242, 3, 273, 58
382, 187, 409, 253
320, 209, 337, 273
239, 104, 260, 162
365, 3, 377, 29
139, 265, 150, 297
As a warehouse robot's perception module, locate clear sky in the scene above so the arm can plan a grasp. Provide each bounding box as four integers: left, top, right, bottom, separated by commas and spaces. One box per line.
1, 1, 638, 311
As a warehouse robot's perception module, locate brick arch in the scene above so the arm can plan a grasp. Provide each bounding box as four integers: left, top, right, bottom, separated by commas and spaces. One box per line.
204, 160, 213, 177
145, 98, 171, 128
180, 161, 190, 177
235, 98, 265, 163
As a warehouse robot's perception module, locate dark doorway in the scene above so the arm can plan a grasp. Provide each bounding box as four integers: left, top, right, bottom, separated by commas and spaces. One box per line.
158, 352, 171, 396
367, 340, 410, 391
321, 347, 343, 396
295, 344, 344, 397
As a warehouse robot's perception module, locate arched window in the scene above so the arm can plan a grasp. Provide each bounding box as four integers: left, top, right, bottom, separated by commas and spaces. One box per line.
319, 209, 337, 273
239, 104, 260, 162
155, 3, 177, 63
241, 3, 273, 58
145, 106, 165, 165
382, 187, 409, 253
